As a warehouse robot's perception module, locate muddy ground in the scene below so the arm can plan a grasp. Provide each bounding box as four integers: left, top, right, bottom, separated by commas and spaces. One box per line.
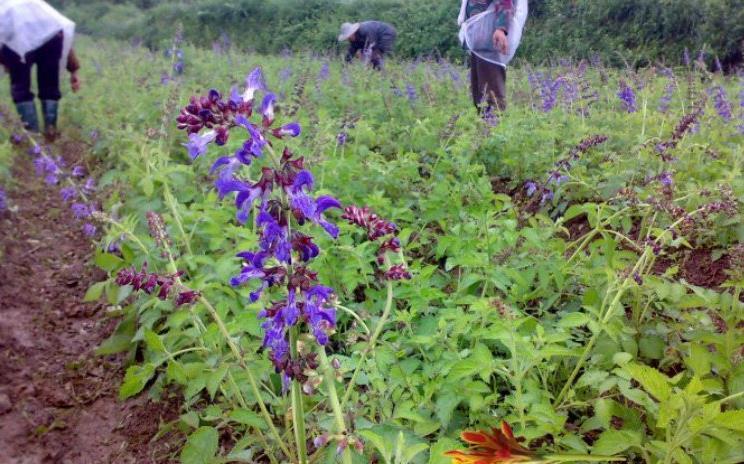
0, 138, 179, 464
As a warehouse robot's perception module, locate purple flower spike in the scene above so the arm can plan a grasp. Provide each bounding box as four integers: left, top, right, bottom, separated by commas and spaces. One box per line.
60, 186, 77, 202
71, 202, 91, 219
83, 223, 97, 237
242, 67, 266, 102
261, 93, 276, 126
272, 122, 301, 139
184, 130, 217, 159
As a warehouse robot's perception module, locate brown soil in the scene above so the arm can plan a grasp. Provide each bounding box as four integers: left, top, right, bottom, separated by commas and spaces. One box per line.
0, 137, 180, 463
681, 247, 731, 289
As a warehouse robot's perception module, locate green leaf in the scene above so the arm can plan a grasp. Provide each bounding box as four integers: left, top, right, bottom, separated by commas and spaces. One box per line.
623, 363, 672, 402
229, 408, 266, 429
687, 344, 711, 377
206, 365, 229, 399
83, 281, 107, 302
180, 426, 218, 464
403, 442, 429, 462
591, 429, 641, 455
119, 363, 155, 399
558, 312, 590, 328
359, 430, 392, 464
435, 393, 460, 429
428, 437, 461, 464
143, 329, 166, 353
95, 252, 124, 272
714, 410, 744, 432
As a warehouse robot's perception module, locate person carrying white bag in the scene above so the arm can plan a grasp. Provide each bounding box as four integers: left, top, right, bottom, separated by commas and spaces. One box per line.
457, 0, 528, 112
0, 0, 81, 139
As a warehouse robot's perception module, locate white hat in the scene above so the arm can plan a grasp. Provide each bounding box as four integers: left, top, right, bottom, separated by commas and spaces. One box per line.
338, 22, 360, 41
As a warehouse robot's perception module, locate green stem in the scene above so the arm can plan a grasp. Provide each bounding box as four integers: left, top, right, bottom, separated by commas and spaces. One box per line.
554, 250, 650, 407
341, 276, 394, 408
317, 348, 353, 464
289, 328, 308, 464
199, 296, 294, 460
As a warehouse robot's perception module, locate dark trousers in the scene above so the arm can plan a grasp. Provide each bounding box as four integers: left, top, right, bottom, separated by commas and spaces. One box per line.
470, 54, 507, 111
1, 32, 63, 103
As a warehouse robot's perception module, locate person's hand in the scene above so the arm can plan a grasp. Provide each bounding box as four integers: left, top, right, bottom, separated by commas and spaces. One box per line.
493, 29, 508, 54
70, 71, 81, 93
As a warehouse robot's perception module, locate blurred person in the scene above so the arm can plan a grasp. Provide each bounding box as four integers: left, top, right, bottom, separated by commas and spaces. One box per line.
458, 0, 528, 112
339, 21, 397, 70
0, 0, 80, 139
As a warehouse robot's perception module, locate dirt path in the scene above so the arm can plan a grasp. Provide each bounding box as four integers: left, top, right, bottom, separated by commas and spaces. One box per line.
0, 138, 179, 464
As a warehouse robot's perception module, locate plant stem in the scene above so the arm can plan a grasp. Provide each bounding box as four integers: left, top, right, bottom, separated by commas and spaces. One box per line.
341, 276, 394, 408
199, 296, 294, 460
289, 328, 308, 464
554, 249, 649, 407
317, 348, 353, 464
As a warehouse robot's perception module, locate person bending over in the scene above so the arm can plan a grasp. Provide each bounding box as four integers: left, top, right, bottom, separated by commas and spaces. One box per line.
339, 21, 397, 70
0, 0, 81, 139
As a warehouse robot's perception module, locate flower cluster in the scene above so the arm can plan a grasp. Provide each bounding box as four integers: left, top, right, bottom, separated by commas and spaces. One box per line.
616, 79, 637, 113
524, 134, 608, 206
178, 67, 351, 389
341, 205, 411, 280
4, 117, 99, 238
115, 263, 200, 306
708, 85, 732, 122
177, 68, 300, 163
654, 105, 704, 161
657, 68, 676, 113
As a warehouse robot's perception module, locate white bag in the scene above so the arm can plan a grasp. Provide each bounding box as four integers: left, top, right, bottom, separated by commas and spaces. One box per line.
458, 0, 528, 67
0, 0, 75, 70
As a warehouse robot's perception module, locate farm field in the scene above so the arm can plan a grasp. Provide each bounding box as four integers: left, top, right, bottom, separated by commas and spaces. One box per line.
1, 36, 743, 463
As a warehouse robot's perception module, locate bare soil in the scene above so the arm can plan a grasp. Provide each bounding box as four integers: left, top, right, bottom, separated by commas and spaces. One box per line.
0, 138, 180, 464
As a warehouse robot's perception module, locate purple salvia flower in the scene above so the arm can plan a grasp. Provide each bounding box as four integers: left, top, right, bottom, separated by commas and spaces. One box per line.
617, 80, 637, 113
708, 85, 732, 121
337, 132, 348, 146
71, 165, 86, 177
82, 223, 97, 237
60, 186, 77, 202
405, 83, 417, 102
71, 202, 91, 219
318, 63, 329, 82
272, 122, 301, 138
0, 188, 6, 211
184, 130, 217, 159
683, 48, 690, 66
83, 178, 96, 195
242, 68, 266, 102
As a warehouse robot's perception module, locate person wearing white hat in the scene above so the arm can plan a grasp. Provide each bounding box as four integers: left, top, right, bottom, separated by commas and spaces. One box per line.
0, 0, 81, 138
339, 20, 397, 70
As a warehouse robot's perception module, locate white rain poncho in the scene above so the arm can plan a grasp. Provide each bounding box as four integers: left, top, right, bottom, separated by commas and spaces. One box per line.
0, 0, 75, 69
458, 0, 528, 67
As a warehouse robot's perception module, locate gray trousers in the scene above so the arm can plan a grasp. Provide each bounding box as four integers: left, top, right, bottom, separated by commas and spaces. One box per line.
470, 54, 507, 112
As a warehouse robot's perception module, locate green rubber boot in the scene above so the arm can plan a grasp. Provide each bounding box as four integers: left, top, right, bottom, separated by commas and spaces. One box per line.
41, 100, 59, 140
15, 101, 40, 132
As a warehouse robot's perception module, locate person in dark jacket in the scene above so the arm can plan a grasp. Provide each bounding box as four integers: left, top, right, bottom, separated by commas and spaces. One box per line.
339, 21, 397, 70
0, 0, 81, 138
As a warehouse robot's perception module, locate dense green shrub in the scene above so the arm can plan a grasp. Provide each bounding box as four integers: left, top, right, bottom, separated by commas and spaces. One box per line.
52, 0, 743, 68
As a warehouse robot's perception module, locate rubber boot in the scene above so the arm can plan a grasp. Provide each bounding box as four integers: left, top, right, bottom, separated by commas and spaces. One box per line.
41, 100, 59, 141
15, 101, 40, 132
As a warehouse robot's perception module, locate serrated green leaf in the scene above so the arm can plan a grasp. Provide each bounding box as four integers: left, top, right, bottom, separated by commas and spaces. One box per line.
180, 426, 218, 464
229, 408, 266, 429
591, 429, 640, 455
623, 363, 672, 402
83, 281, 106, 302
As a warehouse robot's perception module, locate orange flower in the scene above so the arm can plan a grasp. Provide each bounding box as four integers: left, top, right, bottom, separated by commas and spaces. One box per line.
444, 421, 535, 464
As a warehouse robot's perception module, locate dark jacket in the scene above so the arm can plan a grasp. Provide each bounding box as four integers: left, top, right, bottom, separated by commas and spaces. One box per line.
345, 21, 397, 62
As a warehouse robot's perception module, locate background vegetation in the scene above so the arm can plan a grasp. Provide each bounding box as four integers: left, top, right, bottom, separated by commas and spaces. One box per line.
50, 0, 744, 69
